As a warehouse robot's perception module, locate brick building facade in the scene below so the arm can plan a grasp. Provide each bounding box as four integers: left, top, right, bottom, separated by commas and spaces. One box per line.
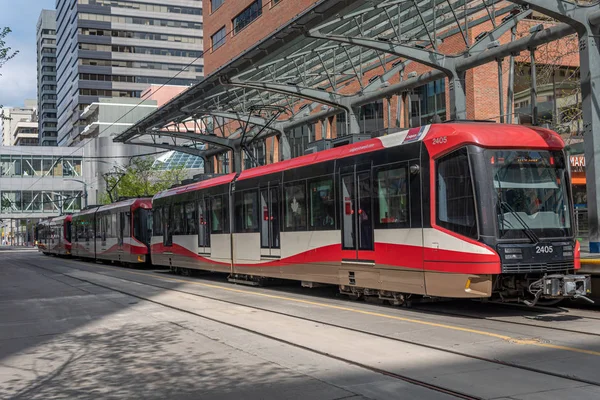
202, 1, 580, 172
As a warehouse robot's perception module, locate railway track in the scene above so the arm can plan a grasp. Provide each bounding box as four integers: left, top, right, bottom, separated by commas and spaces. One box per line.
20, 255, 600, 391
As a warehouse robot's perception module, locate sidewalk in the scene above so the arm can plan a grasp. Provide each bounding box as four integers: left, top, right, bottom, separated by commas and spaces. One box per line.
578, 241, 600, 274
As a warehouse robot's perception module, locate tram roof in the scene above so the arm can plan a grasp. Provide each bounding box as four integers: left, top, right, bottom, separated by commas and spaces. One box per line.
153, 122, 564, 200
96, 198, 152, 213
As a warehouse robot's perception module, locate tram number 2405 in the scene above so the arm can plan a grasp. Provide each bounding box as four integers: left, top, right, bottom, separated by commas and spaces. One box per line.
535, 245, 554, 254
432, 136, 447, 145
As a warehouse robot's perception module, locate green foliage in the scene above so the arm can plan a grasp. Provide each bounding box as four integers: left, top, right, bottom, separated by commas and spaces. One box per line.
0, 27, 18, 75
102, 156, 187, 202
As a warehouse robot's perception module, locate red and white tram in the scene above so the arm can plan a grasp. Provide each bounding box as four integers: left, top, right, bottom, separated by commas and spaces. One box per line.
70, 198, 152, 265
37, 214, 72, 256
151, 122, 591, 305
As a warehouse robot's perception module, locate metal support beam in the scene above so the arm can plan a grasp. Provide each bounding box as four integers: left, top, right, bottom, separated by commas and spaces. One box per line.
226, 79, 349, 109
529, 48, 538, 126
150, 130, 234, 149
126, 140, 207, 160
497, 59, 504, 123
509, 0, 600, 251
506, 27, 516, 124
198, 111, 284, 133
308, 32, 467, 120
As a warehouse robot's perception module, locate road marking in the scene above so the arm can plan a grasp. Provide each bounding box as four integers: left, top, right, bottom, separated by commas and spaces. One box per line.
59, 258, 600, 357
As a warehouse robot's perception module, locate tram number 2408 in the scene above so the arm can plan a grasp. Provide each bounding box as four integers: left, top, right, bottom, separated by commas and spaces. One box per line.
535, 245, 554, 254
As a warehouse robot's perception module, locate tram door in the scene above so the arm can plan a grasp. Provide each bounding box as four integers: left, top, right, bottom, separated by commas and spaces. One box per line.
341, 168, 374, 261
260, 185, 281, 258
197, 197, 210, 255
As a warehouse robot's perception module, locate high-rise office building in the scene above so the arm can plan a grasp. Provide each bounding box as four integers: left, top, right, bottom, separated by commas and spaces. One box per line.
55, 0, 204, 146
37, 9, 58, 146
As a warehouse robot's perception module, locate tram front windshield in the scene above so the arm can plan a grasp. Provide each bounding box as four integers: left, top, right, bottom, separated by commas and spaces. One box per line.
488, 149, 572, 240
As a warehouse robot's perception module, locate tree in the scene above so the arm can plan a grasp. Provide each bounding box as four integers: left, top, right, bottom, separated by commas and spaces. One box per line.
101, 156, 187, 203
0, 27, 18, 75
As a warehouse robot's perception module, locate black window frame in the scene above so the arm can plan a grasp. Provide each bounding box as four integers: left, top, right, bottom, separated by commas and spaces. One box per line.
308, 176, 336, 230
435, 147, 478, 239
210, 194, 229, 234
172, 203, 185, 235
234, 190, 259, 233
211, 26, 226, 50
185, 201, 198, 235
153, 207, 163, 237
374, 162, 410, 229
284, 181, 308, 231
211, 0, 224, 13
197, 197, 211, 247
232, 0, 262, 35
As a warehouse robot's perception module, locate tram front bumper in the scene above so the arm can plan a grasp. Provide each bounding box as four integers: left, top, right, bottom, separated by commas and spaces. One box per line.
541, 274, 592, 300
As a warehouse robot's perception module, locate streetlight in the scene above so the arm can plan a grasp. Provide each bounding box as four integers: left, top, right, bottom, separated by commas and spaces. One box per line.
64, 178, 88, 208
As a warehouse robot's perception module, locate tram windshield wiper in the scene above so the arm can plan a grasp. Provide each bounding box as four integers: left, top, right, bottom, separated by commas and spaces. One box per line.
494, 163, 539, 244
498, 199, 540, 244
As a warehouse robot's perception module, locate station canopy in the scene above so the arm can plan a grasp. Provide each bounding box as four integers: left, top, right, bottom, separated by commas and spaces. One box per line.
114, 0, 579, 166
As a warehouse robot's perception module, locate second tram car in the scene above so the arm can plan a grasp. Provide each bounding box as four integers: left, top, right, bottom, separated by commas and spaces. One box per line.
37, 214, 72, 256
69, 198, 152, 264
151, 122, 591, 305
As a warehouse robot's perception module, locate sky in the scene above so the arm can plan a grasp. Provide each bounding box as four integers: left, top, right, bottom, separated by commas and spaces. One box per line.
0, 0, 56, 108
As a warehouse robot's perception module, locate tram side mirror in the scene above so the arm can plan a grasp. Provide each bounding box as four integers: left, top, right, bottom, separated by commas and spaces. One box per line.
410, 164, 420, 175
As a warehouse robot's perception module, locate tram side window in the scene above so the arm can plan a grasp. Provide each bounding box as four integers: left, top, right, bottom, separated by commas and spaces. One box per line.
285, 182, 307, 231
87, 220, 93, 242
153, 207, 163, 236
211, 195, 229, 234
436, 148, 477, 239
122, 212, 131, 238
173, 203, 185, 235
309, 178, 335, 230
375, 165, 409, 228
111, 214, 118, 239
185, 202, 197, 235
235, 191, 259, 233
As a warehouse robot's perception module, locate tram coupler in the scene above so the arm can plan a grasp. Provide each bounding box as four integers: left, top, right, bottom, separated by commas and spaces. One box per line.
525, 274, 593, 306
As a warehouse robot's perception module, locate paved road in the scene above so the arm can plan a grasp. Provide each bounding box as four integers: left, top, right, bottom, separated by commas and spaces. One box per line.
0, 251, 452, 400
3, 251, 600, 399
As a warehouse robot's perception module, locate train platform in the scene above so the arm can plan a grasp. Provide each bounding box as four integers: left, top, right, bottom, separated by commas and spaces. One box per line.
577, 242, 600, 279
3, 251, 600, 399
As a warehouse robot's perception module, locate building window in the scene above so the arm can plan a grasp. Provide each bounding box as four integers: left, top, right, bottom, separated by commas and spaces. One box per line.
410, 78, 446, 127
211, 0, 224, 12
211, 26, 226, 50
289, 124, 315, 158
233, 0, 262, 34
